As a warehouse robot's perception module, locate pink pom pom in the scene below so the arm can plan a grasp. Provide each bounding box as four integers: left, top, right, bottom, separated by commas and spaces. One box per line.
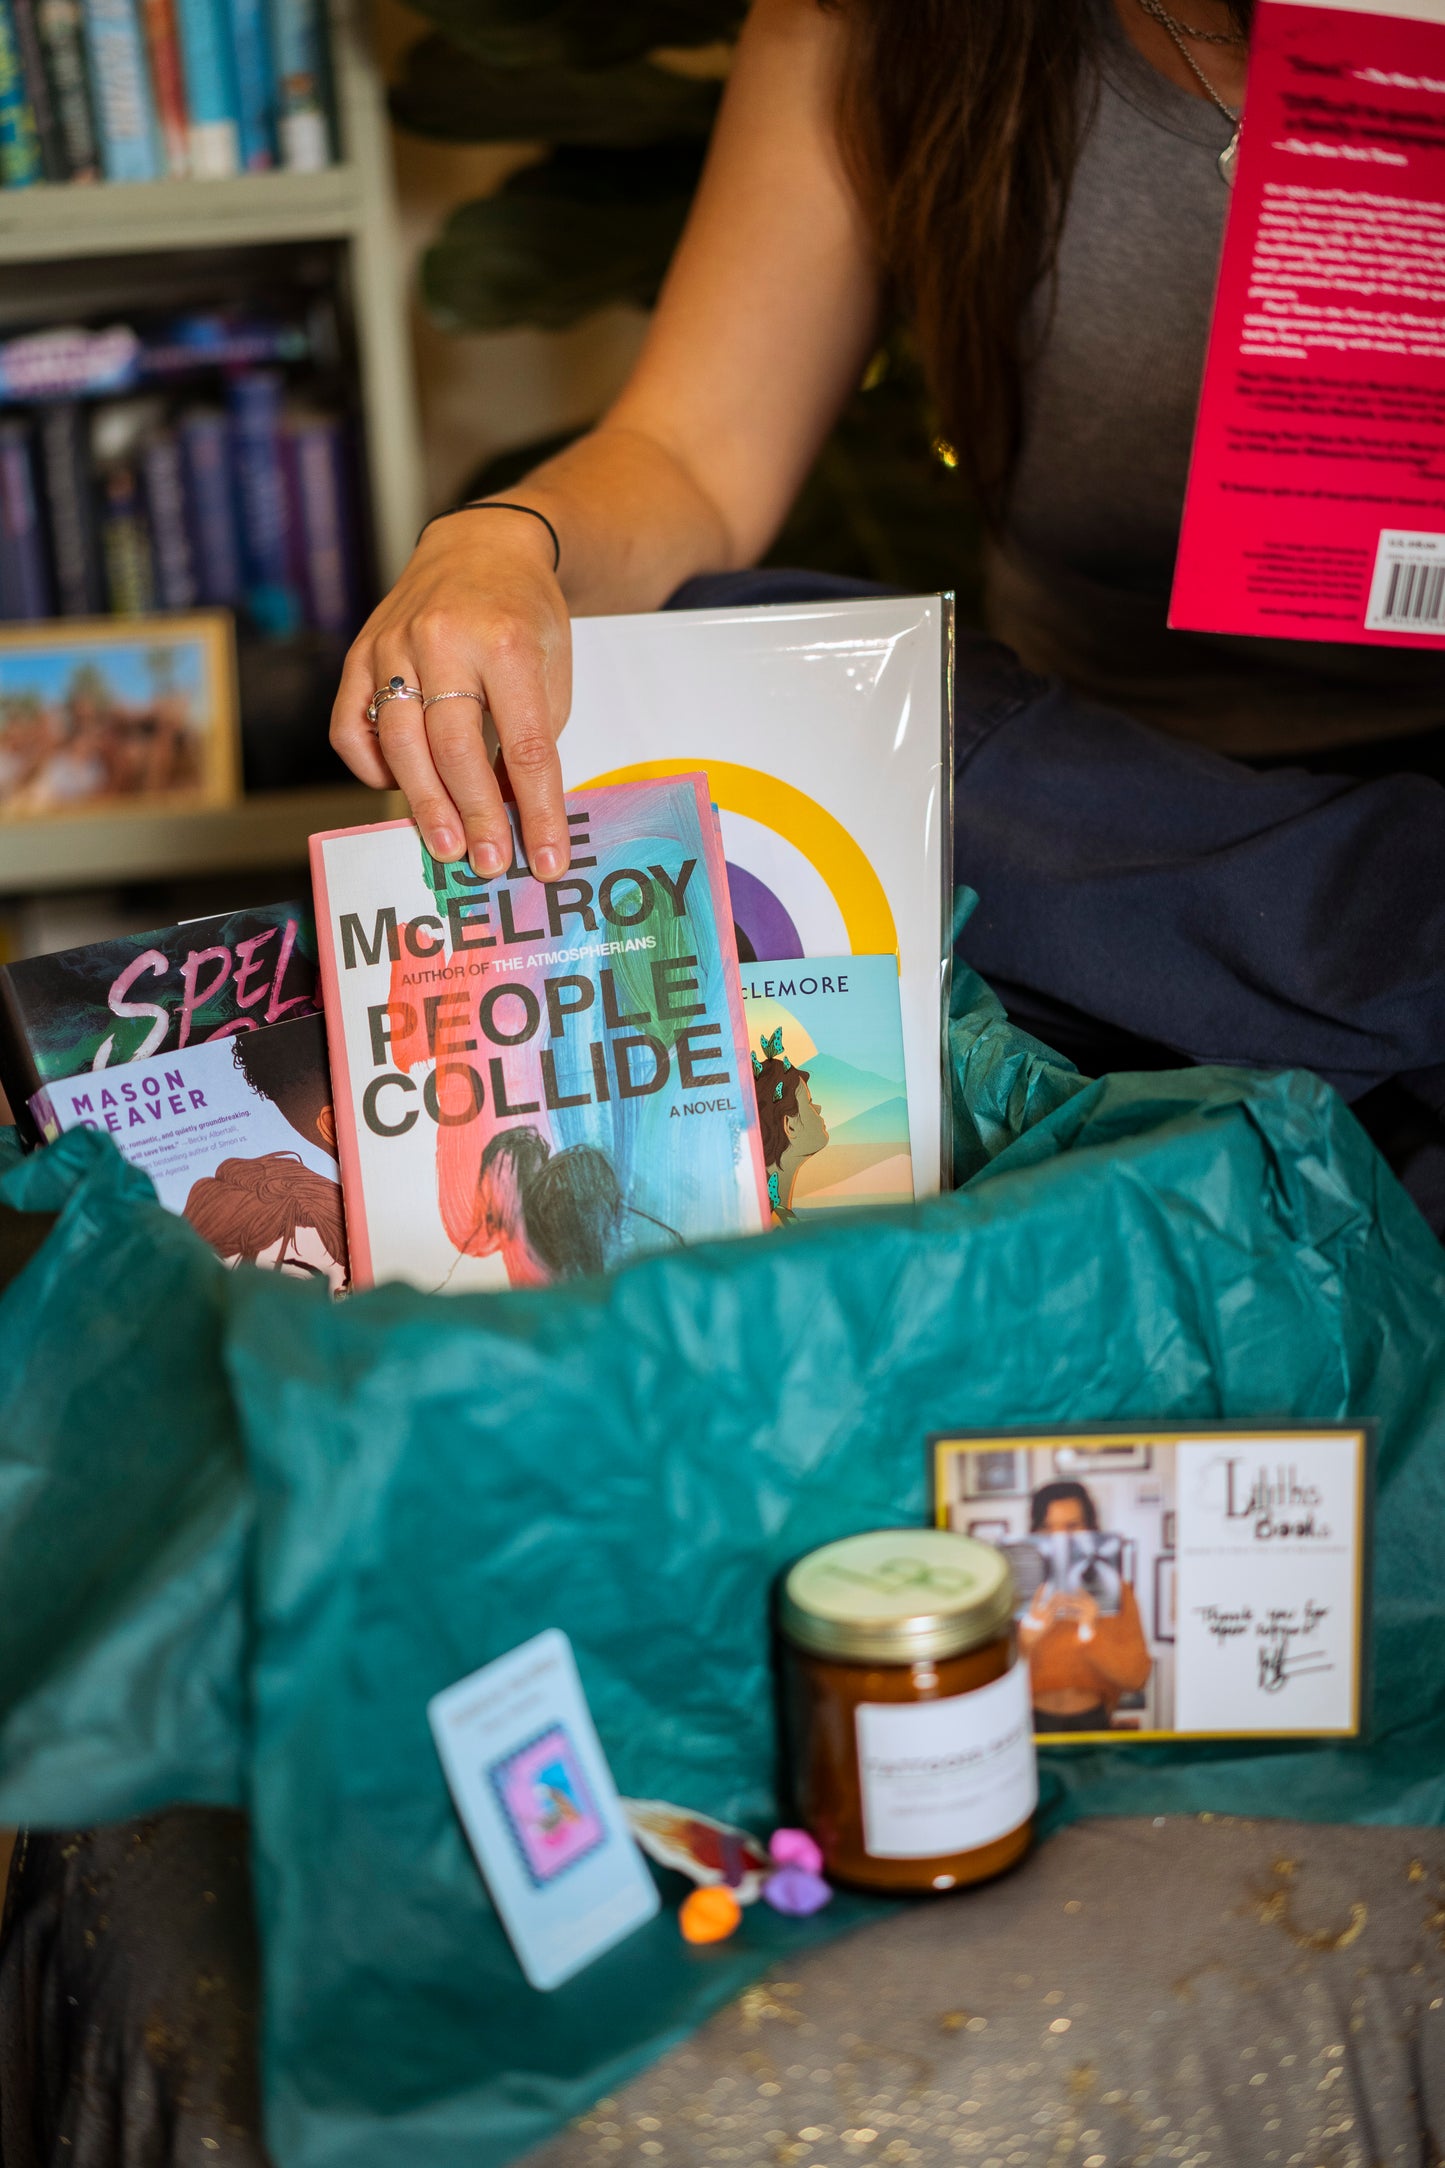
770, 1827, 824, 1876
763, 1865, 833, 1918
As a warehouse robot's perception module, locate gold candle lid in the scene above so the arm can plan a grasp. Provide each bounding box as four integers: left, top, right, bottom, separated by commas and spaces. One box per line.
780, 1528, 1015, 1665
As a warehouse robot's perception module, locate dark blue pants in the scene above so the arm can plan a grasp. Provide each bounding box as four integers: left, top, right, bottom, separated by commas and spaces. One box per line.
668, 570, 1445, 1231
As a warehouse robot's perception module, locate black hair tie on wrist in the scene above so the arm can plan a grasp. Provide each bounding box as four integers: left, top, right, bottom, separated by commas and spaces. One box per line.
416, 499, 561, 572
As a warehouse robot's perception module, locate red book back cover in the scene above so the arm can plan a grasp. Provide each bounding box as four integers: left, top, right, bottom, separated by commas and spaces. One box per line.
1170, 0, 1445, 646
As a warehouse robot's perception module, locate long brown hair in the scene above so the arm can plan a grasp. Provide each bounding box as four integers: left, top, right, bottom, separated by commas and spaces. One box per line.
754, 1057, 811, 1170
828, 0, 1255, 518
185, 1152, 347, 1272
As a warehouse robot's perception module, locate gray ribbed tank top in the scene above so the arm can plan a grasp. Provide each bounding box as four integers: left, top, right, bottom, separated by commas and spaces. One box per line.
987, 4, 1442, 753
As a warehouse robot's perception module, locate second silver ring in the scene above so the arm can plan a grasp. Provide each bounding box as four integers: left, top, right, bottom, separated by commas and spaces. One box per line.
421, 689, 486, 714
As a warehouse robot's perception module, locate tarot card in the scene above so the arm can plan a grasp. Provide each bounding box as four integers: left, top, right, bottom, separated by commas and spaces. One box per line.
428, 1629, 659, 1989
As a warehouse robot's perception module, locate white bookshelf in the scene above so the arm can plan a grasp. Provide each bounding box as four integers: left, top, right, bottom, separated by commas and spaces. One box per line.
0, 0, 424, 897
2, 787, 404, 892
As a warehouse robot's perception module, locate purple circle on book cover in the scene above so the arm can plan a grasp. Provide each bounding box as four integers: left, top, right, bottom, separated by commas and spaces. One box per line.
727, 863, 802, 964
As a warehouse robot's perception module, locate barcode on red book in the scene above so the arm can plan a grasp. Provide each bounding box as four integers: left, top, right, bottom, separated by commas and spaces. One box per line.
1365, 531, 1445, 635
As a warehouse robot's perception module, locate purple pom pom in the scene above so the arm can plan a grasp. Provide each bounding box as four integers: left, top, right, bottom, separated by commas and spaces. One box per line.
763, 1865, 833, 1917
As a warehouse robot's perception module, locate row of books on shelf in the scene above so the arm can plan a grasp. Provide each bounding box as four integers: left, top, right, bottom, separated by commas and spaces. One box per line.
0, 778, 917, 1292
0, 0, 333, 188
0, 364, 361, 635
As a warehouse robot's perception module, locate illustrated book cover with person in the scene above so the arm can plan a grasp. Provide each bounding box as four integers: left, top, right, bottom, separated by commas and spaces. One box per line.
30, 1010, 347, 1289
0, 898, 320, 1145
741, 953, 913, 1222
310, 774, 771, 1293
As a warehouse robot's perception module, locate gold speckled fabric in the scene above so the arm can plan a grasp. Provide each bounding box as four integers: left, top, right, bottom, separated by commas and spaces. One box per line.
526, 1817, 1445, 2168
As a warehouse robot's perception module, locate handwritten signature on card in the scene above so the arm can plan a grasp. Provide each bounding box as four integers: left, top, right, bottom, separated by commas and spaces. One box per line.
1193, 1599, 1333, 1695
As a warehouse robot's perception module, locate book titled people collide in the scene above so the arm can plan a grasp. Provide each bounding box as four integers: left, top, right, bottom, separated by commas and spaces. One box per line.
310, 776, 771, 1293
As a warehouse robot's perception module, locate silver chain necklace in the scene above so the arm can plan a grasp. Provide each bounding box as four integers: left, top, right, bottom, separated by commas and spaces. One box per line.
1135, 0, 1244, 183
1136, 0, 1245, 43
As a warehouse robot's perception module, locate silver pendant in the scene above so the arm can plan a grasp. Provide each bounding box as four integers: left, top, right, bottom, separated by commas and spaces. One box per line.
1219, 127, 1239, 186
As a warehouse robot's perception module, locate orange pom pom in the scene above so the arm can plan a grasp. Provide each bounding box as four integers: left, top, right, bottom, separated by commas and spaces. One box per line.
679, 1886, 742, 1945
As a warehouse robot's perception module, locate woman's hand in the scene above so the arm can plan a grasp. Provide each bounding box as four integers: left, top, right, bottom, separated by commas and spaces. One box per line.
330, 506, 574, 881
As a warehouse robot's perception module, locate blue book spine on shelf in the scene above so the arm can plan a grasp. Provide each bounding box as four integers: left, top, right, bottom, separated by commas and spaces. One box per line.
33, 0, 98, 179
268, 0, 328, 170
179, 406, 242, 605
171, 0, 239, 175
228, 368, 300, 635
142, 427, 199, 609
37, 400, 106, 614
226, 0, 272, 168
0, 420, 54, 620
80, 0, 161, 181
286, 409, 359, 636
0, 0, 43, 183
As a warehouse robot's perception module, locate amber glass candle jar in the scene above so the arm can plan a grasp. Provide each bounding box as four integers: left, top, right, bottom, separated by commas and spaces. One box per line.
779, 1528, 1037, 1893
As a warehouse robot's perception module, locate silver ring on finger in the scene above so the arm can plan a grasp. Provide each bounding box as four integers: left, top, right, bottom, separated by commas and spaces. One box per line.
421, 689, 486, 715
366, 676, 425, 725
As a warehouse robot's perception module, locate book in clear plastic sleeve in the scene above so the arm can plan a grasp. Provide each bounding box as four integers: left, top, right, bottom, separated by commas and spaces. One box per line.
1172, 0, 1445, 644
311, 775, 771, 1293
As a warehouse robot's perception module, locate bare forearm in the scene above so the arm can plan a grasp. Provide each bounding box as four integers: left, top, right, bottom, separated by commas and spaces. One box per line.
497, 423, 740, 617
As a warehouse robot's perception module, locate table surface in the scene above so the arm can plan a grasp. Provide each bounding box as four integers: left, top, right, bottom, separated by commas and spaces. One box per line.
4, 1811, 1442, 2168
528, 1814, 1445, 2168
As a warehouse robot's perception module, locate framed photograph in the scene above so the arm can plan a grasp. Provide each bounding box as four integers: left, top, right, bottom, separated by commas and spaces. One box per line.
1153, 1553, 1176, 1644
0, 612, 239, 823
1053, 1442, 1153, 1475
929, 1425, 1373, 1746
958, 1448, 1028, 1500
966, 1517, 1012, 1541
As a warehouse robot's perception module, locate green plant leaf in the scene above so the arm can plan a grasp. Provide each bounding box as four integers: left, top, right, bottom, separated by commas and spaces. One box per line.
402, 0, 742, 70
421, 146, 705, 331
391, 40, 720, 144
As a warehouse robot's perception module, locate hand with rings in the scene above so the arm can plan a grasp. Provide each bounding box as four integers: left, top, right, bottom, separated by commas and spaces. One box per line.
331, 501, 573, 882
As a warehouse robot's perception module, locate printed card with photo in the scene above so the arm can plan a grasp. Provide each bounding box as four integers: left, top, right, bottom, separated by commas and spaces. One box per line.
429, 1629, 659, 1989
929, 1426, 1371, 1744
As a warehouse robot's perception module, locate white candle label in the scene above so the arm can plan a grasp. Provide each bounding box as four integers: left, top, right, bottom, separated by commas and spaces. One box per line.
855, 1663, 1037, 1860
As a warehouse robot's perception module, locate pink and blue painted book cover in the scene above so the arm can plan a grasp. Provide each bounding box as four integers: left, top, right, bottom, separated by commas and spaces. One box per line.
311, 774, 771, 1292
